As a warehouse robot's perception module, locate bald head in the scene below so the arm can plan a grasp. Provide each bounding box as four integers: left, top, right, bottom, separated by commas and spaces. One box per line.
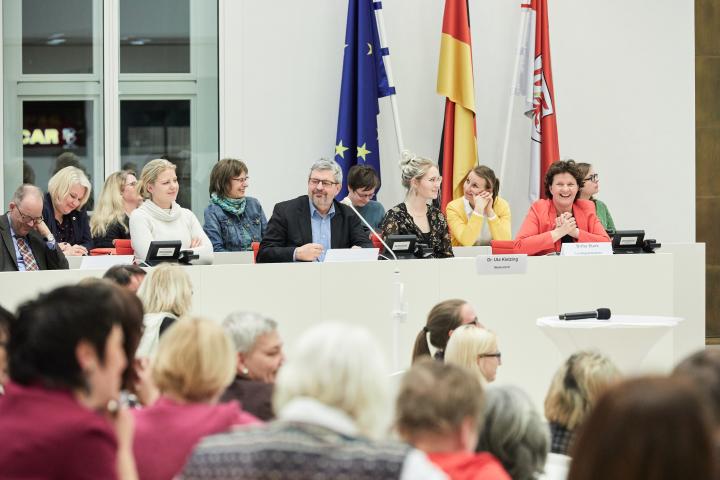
11, 184, 43, 205
8, 184, 45, 237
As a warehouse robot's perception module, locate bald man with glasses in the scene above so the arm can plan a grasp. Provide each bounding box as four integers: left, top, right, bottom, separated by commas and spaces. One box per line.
0, 184, 68, 271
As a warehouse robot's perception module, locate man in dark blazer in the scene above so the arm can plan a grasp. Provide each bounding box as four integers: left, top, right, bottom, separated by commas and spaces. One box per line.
0, 185, 68, 271
257, 159, 373, 263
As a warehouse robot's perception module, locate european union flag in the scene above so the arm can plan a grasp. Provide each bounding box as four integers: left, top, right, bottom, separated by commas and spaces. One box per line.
335, 0, 395, 199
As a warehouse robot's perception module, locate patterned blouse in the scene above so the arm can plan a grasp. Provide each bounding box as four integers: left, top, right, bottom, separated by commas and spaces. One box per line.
380, 203, 454, 258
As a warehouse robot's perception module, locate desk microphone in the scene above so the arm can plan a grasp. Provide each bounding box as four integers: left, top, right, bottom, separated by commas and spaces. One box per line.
559, 308, 611, 321
343, 200, 398, 261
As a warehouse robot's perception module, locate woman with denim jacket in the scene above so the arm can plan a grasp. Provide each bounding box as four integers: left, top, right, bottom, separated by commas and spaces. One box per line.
203, 158, 267, 251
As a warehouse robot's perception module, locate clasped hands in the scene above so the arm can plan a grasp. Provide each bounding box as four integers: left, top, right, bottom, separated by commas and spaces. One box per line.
553, 212, 579, 240
472, 191, 494, 217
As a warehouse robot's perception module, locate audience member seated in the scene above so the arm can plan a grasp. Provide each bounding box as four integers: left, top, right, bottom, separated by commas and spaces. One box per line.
220, 311, 285, 421
203, 158, 267, 252
673, 349, 720, 436
340, 164, 386, 233
575, 162, 615, 234
180, 323, 445, 479
0, 283, 141, 479
445, 324, 501, 384
567, 377, 717, 480
514, 160, 609, 256
91, 170, 141, 248
103, 264, 147, 293
446, 165, 512, 246
42, 166, 93, 256
136, 263, 193, 358
380, 152, 453, 258
544, 351, 620, 456
133, 316, 260, 480
412, 299, 479, 362
0, 305, 11, 394
257, 159, 372, 263
396, 359, 511, 480
1, 184, 68, 271
477, 386, 550, 480
130, 159, 213, 264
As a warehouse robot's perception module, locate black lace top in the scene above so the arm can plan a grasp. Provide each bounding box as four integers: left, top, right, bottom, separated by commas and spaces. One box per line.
380, 203, 454, 258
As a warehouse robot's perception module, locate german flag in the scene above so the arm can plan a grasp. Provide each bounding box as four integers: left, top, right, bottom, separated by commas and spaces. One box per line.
437, 0, 477, 211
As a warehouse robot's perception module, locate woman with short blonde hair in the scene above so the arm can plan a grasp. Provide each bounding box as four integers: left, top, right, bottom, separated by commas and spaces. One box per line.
445, 325, 501, 384
135, 263, 193, 358
90, 170, 140, 248
132, 316, 259, 480
42, 166, 93, 255
130, 159, 213, 263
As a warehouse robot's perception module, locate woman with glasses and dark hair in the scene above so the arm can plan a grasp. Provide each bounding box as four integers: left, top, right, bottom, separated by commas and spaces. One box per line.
203, 158, 267, 252
411, 299, 479, 363
446, 165, 512, 246
575, 162, 615, 233
445, 325, 501, 384
380, 152, 453, 258
0, 283, 143, 479
514, 160, 610, 256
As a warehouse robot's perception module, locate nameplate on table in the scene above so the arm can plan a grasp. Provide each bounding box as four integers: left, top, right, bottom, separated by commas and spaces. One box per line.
476, 254, 527, 275
560, 242, 613, 256
323, 248, 379, 263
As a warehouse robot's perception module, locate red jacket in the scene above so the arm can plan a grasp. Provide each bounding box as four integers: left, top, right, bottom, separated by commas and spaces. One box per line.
428, 451, 511, 480
514, 199, 609, 256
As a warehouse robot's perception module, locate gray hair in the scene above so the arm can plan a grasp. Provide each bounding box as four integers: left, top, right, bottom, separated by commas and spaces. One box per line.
478, 385, 550, 480
309, 158, 343, 185
11, 184, 43, 205
222, 311, 278, 354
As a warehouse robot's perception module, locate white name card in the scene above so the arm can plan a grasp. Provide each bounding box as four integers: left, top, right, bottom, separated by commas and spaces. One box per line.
560, 242, 613, 256
476, 254, 527, 275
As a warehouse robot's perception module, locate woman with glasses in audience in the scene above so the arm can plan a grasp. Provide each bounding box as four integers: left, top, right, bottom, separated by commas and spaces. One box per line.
203, 158, 267, 252
446, 165, 512, 246
380, 152, 453, 258
575, 162, 615, 234
42, 165, 93, 256
130, 158, 213, 264
514, 160, 609, 256
445, 325, 501, 384
0, 283, 142, 480
91, 170, 142, 248
412, 299, 479, 363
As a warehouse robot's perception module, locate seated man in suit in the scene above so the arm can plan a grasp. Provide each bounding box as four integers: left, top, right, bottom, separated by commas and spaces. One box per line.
0, 185, 68, 271
257, 159, 373, 263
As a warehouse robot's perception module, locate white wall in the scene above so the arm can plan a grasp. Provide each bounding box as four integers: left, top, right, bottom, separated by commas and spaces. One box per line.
221, 0, 695, 243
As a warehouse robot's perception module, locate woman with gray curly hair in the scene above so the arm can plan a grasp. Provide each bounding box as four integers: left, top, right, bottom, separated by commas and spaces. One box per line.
477, 385, 550, 480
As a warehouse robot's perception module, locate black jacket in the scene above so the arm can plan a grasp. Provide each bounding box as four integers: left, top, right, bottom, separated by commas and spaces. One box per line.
0, 214, 68, 271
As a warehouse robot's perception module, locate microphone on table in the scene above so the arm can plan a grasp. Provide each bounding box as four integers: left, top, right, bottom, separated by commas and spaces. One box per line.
343, 200, 397, 261
559, 308, 611, 321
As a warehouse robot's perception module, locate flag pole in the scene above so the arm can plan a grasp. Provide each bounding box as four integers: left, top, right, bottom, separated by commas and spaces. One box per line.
498, 6, 529, 183
373, 2, 405, 154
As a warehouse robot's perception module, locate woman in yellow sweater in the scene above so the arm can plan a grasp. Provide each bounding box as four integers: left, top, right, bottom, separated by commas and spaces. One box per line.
446, 165, 511, 246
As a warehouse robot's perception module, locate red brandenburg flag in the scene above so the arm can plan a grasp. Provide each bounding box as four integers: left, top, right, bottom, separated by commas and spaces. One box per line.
437, 0, 478, 211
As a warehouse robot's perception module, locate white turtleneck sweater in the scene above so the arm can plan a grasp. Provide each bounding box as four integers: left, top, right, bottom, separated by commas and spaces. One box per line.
129, 200, 213, 264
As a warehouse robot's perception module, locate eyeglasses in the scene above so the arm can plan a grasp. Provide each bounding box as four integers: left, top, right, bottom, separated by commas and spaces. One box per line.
479, 352, 502, 360
15, 205, 44, 225
425, 176, 443, 184
584, 174, 599, 182
124, 180, 138, 188
233, 176, 250, 184
309, 178, 339, 188
353, 190, 376, 200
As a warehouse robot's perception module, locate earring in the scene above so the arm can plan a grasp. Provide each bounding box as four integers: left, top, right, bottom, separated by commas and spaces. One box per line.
241, 367, 249, 376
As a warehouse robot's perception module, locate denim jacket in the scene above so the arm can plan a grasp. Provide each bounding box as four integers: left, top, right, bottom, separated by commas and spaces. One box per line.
203, 197, 267, 251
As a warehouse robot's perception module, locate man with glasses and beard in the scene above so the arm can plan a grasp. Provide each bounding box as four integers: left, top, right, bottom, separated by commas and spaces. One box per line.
0, 184, 68, 271
257, 159, 372, 263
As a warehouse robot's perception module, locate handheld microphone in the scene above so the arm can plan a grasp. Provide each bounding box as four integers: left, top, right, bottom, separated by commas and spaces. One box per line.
343, 200, 398, 261
559, 308, 611, 321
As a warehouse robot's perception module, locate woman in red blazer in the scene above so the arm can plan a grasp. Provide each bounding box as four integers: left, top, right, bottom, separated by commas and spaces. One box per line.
514, 160, 610, 255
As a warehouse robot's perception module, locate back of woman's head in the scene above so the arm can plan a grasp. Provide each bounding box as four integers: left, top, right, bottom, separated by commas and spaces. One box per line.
396, 359, 484, 442
138, 263, 193, 317
273, 322, 391, 439
477, 385, 549, 480
673, 349, 720, 428
445, 325, 497, 383
399, 151, 436, 190
568, 376, 717, 480
544, 351, 621, 430
90, 171, 132, 237
152, 316, 236, 402
412, 299, 466, 362
9, 283, 142, 390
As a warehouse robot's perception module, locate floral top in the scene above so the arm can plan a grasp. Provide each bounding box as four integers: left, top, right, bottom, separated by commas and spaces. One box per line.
380, 203, 454, 258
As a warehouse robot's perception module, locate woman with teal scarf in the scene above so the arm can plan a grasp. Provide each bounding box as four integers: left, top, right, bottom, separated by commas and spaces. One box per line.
203, 159, 267, 251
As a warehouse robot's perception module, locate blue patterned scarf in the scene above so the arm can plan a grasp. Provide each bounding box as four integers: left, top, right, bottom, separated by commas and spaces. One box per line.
211, 193, 252, 249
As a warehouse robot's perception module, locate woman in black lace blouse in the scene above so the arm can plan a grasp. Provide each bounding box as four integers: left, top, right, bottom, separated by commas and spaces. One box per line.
380, 152, 453, 258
